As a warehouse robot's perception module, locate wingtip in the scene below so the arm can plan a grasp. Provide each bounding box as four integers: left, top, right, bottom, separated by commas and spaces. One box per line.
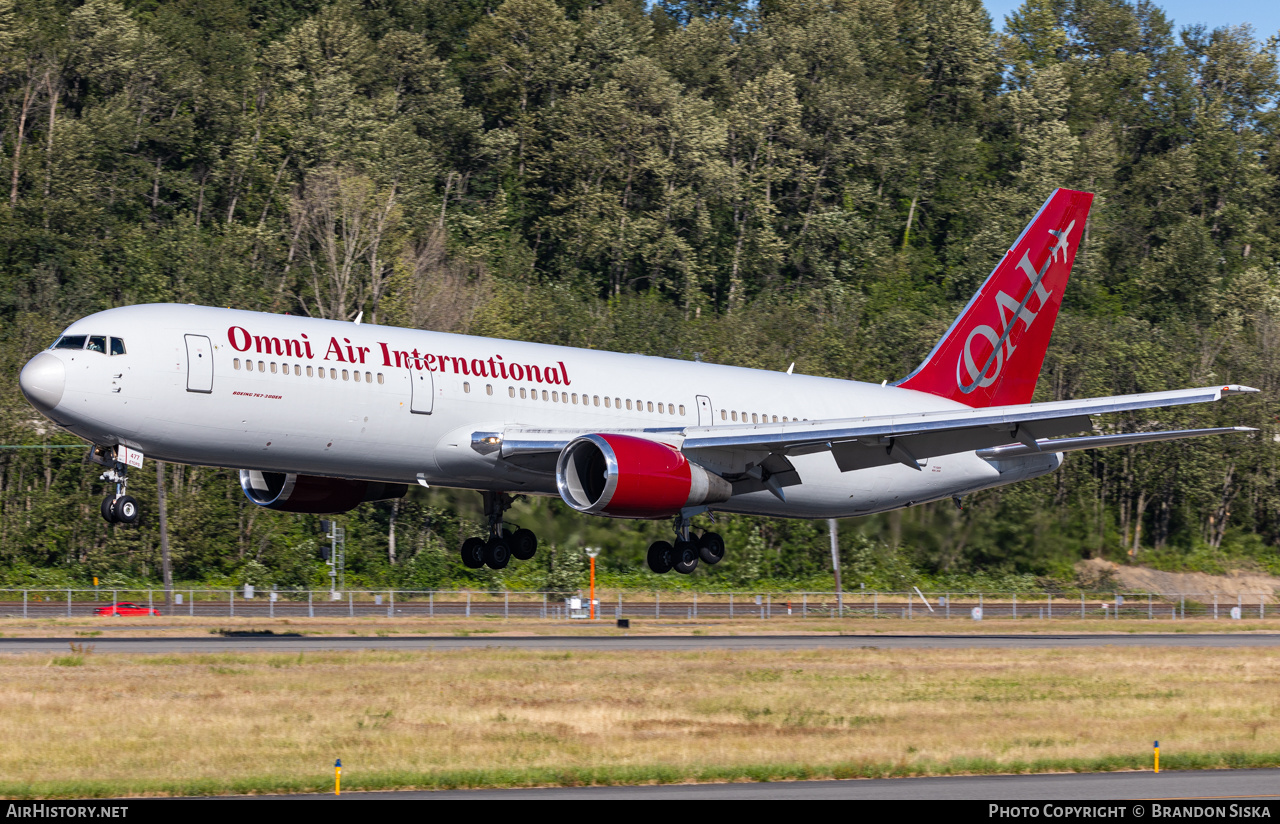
1223, 385, 1261, 395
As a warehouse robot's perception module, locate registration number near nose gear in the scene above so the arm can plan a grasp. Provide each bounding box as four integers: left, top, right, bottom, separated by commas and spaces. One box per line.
118, 446, 145, 468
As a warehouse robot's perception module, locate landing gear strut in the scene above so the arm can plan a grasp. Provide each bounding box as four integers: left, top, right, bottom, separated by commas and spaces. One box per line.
648, 512, 723, 575
458, 492, 538, 570
98, 458, 140, 525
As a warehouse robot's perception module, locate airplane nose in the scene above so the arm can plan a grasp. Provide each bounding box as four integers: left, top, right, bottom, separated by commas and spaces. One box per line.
19, 352, 65, 413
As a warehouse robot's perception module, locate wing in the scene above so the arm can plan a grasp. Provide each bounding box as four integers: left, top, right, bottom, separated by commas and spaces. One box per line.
478, 384, 1258, 496
679, 384, 1257, 468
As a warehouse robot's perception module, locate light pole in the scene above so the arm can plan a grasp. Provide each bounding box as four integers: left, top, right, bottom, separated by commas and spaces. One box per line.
320, 519, 344, 598
829, 519, 842, 616
584, 547, 600, 620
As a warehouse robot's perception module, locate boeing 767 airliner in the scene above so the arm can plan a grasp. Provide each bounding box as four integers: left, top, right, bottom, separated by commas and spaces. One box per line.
17, 189, 1257, 573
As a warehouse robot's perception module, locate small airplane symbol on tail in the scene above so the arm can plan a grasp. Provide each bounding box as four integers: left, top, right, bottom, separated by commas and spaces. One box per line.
1048, 219, 1076, 264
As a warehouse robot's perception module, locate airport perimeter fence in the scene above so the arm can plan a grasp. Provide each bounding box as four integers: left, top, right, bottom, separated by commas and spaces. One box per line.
0, 588, 1276, 621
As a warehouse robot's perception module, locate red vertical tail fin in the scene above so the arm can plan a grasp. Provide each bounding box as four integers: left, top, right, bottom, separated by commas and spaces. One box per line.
895, 188, 1093, 408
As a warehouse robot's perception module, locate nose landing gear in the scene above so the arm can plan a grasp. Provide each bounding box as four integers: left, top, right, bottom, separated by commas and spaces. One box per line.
457, 492, 539, 570
98, 459, 140, 525
647, 513, 723, 575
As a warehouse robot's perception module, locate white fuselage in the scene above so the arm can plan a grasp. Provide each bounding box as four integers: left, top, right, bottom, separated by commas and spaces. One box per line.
31, 304, 1061, 519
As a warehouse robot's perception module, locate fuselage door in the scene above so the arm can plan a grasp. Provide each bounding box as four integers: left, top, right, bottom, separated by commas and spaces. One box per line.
410, 368, 433, 414
184, 334, 213, 394
696, 395, 714, 426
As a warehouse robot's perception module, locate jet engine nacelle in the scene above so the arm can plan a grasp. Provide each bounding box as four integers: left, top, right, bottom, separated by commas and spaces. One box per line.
239, 470, 407, 514
555, 433, 731, 519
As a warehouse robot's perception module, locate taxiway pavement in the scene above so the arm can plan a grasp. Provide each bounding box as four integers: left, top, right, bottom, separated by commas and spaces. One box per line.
270, 768, 1280, 799
5, 633, 1280, 654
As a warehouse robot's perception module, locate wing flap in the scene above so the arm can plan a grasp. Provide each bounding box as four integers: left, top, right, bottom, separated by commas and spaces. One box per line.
976, 427, 1256, 459
829, 415, 1092, 472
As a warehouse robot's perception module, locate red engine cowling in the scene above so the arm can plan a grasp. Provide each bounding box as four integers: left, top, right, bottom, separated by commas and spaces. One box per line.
239, 470, 407, 513
555, 434, 731, 519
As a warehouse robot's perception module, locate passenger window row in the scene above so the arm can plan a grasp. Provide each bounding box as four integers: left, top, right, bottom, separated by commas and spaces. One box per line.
498, 385, 685, 416
233, 358, 385, 385
229, 359, 790, 422
721, 409, 801, 423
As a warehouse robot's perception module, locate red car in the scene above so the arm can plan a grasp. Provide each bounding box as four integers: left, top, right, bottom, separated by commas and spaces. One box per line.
94, 601, 160, 617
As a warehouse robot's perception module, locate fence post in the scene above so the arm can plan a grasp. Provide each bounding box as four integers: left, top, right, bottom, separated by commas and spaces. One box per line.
656, 591, 660, 619
874, 591, 878, 618
466, 591, 471, 618
430, 591, 434, 618
389, 590, 394, 619
1261, 595, 1265, 620
1180, 594, 1184, 620
1012, 592, 1016, 620
269, 592, 274, 619
946, 592, 951, 620
542, 592, 546, 619
308, 589, 313, 618
617, 592, 621, 620
980, 592, 983, 618
767, 594, 771, 619
908, 589, 912, 619
1214, 594, 1218, 620
729, 593, 733, 618
1080, 592, 1085, 619
802, 593, 806, 618
190, 590, 194, 617
66, 588, 71, 618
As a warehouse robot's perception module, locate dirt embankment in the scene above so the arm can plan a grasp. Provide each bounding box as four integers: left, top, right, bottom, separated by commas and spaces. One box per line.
1076, 558, 1280, 602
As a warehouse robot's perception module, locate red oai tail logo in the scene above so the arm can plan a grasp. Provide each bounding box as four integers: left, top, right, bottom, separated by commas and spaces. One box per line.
895, 188, 1094, 408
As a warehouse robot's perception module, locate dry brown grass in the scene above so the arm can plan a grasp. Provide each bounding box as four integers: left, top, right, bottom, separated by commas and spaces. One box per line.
2, 645, 1280, 796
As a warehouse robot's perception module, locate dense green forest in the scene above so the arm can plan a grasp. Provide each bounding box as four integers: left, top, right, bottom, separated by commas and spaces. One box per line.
0, 0, 1277, 592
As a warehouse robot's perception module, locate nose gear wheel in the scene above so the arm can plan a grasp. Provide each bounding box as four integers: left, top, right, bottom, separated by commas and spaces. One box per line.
98, 449, 140, 525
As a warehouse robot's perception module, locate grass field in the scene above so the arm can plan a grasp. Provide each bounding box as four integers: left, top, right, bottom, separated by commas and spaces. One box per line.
3, 641, 1280, 797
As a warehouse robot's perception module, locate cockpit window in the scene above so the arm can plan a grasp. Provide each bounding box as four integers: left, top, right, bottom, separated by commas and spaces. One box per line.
53, 335, 86, 350
86, 335, 107, 353
109, 338, 126, 356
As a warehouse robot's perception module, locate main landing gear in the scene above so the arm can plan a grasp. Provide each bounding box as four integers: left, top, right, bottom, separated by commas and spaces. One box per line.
99, 462, 140, 526
647, 513, 724, 575
458, 492, 538, 571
